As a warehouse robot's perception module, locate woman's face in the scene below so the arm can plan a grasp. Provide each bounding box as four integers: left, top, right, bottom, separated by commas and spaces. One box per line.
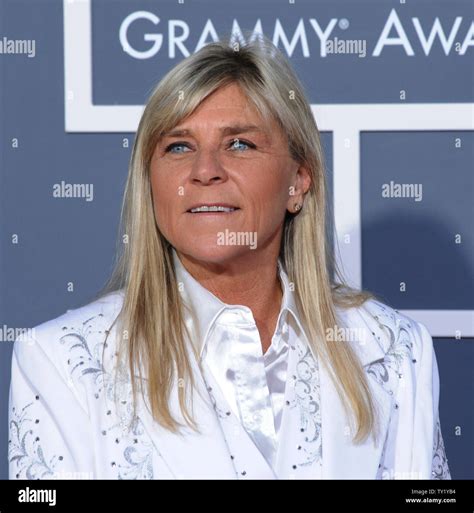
150, 82, 310, 264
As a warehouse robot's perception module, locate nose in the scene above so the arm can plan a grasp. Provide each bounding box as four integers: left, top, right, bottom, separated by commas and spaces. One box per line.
188, 148, 228, 186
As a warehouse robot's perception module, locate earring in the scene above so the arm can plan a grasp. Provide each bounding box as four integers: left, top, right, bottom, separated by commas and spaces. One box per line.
294, 202, 302, 212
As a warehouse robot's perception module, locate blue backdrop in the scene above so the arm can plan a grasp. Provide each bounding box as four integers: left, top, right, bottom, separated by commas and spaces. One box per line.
0, 0, 473, 479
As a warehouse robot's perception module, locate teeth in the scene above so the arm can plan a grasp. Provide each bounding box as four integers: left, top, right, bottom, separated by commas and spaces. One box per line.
190, 206, 236, 213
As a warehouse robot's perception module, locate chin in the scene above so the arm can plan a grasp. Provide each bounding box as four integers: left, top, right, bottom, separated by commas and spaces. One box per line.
177, 241, 255, 265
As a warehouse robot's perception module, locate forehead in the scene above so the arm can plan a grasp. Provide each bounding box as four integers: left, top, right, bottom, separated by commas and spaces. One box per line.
195, 82, 257, 111
183, 84, 265, 127
162, 83, 281, 140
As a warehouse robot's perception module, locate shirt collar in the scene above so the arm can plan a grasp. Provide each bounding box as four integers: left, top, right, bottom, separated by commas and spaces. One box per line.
171, 247, 304, 356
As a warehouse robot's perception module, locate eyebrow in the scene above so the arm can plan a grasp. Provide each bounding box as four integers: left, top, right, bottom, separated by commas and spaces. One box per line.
161, 124, 267, 139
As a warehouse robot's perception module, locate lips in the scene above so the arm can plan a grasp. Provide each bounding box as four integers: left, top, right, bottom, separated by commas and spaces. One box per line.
186, 203, 240, 213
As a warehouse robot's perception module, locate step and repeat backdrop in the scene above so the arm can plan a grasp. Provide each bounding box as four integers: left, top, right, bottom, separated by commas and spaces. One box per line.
0, 0, 473, 479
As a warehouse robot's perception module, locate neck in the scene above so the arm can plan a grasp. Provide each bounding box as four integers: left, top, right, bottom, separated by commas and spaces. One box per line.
175, 247, 283, 328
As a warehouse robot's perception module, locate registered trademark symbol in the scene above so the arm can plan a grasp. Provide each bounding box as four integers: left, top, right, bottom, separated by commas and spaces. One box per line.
339, 18, 349, 30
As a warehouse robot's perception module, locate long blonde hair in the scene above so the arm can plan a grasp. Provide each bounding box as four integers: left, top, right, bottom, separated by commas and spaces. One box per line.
96, 34, 380, 445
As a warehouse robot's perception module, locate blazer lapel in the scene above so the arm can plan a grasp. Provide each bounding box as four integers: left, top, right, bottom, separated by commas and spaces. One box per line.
320, 305, 395, 479
275, 304, 394, 479
319, 362, 392, 479
134, 345, 237, 479
199, 363, 278, 479
274, 329, 324, 478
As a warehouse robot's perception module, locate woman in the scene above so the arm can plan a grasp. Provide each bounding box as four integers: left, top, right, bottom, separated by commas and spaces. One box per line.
8, 36, 451, 480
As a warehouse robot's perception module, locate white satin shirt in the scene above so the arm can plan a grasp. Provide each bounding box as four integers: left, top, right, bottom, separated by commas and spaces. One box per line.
172, 248, 305, 471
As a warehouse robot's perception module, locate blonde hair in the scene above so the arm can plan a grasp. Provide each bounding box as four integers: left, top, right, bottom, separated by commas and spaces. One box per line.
97, 34, 380, 445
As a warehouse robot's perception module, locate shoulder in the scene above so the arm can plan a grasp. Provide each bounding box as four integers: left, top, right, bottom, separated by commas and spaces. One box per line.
19, 289, 124, 348
12, 290, 125, 379
337, 297, 435, 373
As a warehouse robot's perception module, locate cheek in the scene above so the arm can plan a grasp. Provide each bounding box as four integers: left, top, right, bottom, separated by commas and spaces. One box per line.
150, 170, 179, 233
251, 168, 290, 214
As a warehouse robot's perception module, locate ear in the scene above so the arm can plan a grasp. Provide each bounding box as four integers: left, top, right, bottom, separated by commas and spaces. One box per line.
286, 161, 311, 213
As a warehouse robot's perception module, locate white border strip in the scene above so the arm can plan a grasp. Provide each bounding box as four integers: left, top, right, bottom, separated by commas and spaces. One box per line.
64, 0, 144, 131
63, 0, 474, 336
401, 310, 474, 338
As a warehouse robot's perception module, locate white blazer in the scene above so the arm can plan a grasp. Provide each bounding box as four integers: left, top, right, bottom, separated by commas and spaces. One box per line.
8, 291, 451, 480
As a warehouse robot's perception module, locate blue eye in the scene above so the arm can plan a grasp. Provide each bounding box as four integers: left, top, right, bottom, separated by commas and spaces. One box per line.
164, 139, 256, 154
229, 138, 255, 151
165, 142, 190, 154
